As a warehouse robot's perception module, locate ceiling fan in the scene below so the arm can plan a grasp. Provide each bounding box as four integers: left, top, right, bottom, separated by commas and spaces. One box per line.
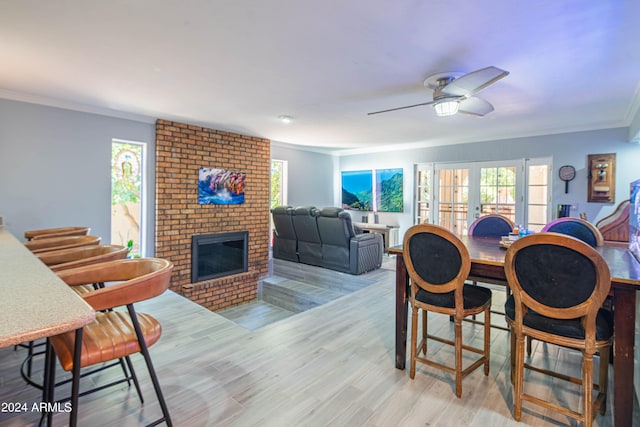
368, 66, 509, 117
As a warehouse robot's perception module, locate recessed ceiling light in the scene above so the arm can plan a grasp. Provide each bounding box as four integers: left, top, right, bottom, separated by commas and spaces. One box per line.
278, 115, 293, 124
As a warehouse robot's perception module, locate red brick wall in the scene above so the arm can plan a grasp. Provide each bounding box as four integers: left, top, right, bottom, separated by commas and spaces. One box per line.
155, 119, 270, 310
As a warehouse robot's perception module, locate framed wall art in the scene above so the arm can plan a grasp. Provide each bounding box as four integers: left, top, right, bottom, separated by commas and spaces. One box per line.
198, 167, 246, 205
341, 170, 372, 211
375, 168, 403, 212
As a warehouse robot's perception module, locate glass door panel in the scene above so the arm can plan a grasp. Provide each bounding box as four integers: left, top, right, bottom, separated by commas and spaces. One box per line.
526, 162, 550, 231
479, 166, 516, 223
436, 168, 469, 235
415, 166, 431, 224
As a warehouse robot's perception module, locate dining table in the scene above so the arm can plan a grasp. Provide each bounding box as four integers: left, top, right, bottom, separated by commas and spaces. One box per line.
389, 235, 640, 427
0, 227, 95, 424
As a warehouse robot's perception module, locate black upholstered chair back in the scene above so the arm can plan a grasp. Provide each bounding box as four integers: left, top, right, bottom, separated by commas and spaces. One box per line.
541, 217, 603, 247
469, 214, 514, 237
505, 232, 610, 320
403, 224, 470, 295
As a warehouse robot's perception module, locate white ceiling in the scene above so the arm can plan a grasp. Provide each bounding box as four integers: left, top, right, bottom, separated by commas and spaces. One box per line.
1, 1, 640, 153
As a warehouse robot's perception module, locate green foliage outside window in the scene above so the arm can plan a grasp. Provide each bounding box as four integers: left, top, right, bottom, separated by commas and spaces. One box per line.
271, 160, 283, 208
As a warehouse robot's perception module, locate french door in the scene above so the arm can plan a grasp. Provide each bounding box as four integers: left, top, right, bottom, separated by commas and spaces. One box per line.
415, 159, 551, 234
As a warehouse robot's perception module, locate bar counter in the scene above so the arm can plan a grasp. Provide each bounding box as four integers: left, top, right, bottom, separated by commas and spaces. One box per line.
0, 227, 95, 348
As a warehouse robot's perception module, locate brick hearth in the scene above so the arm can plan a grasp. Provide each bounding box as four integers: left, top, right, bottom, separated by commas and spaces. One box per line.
155, 119, 270, 310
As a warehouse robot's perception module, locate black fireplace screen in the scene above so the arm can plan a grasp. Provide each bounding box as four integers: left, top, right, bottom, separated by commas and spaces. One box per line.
191, 231, 248, 282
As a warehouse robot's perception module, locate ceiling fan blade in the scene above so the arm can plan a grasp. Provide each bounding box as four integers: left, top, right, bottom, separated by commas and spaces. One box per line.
441, 66, 509, 97
458, 96, 494, 117
367, 100, 435, 115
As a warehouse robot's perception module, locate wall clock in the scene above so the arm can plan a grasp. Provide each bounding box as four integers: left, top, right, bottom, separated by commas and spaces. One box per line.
558, 165, 576, 194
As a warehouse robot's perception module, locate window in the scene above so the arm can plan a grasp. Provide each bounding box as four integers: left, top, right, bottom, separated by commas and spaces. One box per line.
270, 159, 288, 247
525, 159, 551, 232
437, 167, 470, 234
111, 140, 146, 257
270, 159, 288, 209
415, 164, 432, 224
480, 166, 516, 221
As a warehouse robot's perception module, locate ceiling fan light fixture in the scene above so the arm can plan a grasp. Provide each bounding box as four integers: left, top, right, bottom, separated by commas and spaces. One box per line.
433, 100, 459, 117
278, 115, 293, 124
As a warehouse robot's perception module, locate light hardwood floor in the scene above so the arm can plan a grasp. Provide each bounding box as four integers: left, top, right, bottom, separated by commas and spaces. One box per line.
0, 256, 632, 426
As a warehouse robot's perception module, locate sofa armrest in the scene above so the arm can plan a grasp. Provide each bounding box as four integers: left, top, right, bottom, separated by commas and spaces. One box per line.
352, 232, 377, 242
349, 233, 383, 274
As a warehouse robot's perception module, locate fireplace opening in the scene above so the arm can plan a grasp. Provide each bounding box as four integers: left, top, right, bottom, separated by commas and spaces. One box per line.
192, 231, 248, 283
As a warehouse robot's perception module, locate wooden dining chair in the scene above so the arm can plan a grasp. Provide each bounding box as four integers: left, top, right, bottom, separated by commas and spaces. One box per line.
45, 258, 174, 427
467, 214, 515, 331
531, 217, 605, 355
24, 226, 90, 240
468, 214, 515, 238
24, 235, 101, 254
504, 232, 612, 427
403, 224, 491, 397
541, 217, 603, 247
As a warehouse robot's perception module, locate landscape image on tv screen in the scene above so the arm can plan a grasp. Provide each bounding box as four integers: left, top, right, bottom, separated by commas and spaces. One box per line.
341, 170, 372, 211
376, 168, 403, 212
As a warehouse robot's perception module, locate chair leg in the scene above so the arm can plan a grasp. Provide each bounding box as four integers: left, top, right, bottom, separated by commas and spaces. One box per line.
513, 333, 525, 421
583, 352, 594, 427
421, 310, 427, 355
526, 336, 532, 356
128, 304, 172, 427
410, 305, 418, 379
454, 317, 462, 398
598, 345, 610, 415
123, 356, 144, 404
69, 328, 84, 427
509, 331, 515, 385
42, 339, 56, 427
471, 281, 478, 320
483, 308, 490, 375
27, 340, 33, 377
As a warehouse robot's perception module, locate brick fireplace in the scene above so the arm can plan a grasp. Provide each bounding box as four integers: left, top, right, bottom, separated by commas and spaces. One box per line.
155, 119, 270, 310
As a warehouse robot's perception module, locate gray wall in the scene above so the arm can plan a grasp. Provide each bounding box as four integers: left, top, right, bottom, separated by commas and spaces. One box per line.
338, 127, 640, 236
0, 99, 155, 253
270, 142, 335, 208
630, 104, 640, 142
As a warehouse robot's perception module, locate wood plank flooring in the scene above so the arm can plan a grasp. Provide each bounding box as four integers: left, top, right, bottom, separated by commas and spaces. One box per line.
0, 255, 634, 426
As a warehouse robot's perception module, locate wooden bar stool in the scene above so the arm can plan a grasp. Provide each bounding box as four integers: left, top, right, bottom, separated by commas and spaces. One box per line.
504, 233, 611, 426
466, 214, 515, 331
404, 224, 491, 398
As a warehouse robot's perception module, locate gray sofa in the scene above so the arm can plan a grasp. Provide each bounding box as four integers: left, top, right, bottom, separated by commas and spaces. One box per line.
271, 206, 383, 274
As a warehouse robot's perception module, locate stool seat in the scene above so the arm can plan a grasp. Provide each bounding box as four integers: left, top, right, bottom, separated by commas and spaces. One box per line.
417, 284, 491, 310
51, 311, 162, 371
505, 295, 613, 341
